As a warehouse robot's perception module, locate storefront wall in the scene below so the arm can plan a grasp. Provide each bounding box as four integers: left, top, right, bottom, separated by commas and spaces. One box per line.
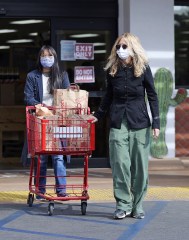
118, 0, 176, 158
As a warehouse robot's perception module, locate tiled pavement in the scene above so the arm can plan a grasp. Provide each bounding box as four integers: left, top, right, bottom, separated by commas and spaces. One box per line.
0, 158, 189, 240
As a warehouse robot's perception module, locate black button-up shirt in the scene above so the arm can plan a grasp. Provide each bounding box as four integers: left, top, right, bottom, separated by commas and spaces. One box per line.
94, 65, 160, 130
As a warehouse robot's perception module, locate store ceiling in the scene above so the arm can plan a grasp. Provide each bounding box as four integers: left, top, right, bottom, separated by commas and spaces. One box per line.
0, 18, 50, 49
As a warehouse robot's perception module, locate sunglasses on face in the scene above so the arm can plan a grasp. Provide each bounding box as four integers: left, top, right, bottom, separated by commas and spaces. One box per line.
116, 44, 127, 50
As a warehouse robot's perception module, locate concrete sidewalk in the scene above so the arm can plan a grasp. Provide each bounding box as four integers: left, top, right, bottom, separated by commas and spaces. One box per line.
0, 158, 189, 202
0, 158, 189, 240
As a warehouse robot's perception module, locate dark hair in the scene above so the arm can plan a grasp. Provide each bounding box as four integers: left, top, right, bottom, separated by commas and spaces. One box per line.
36, 45, 62, 94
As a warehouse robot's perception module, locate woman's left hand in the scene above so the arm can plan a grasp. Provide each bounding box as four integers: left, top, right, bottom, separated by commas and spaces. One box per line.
90, 115, 98, 123
152, 128, 160, 139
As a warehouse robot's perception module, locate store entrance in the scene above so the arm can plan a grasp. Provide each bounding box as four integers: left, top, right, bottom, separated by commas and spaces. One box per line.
51, 18, 117, 167
0, 15, 117, 168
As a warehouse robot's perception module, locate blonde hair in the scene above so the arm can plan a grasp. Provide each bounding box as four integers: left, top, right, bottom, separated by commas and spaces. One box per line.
104, 32, 149, 77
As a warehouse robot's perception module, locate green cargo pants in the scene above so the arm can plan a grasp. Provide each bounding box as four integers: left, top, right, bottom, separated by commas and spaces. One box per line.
109, 117, 150, 215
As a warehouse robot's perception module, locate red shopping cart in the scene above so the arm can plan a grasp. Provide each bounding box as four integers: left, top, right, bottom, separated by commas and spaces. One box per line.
26, 106, 95, 215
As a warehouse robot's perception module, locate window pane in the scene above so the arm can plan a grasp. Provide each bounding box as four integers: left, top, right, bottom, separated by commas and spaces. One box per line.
56, 30, 111, 91
55, 30, 112, 158
174, 6, 189, 88
0, 18, 50, 105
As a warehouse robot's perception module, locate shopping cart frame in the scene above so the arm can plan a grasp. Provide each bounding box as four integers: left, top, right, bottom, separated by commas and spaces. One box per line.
26, 106, 95, 215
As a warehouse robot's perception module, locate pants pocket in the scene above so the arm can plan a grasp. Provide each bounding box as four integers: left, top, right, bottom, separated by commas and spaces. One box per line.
135, 128, 150, 146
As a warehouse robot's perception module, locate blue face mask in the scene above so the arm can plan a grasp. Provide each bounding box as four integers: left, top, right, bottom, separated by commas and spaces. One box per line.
40, 56, 54, 68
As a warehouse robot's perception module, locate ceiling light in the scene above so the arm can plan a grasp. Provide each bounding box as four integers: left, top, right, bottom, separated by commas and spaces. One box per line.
179, 48, 188, 51
0, 46, 10, 49
182, 19, 189, 23
10, 19, 45, 24
94, 50, 106, 54
181, 31, 189, 34
7, 39, 33, 43
69, 33, 99, 38
29, 32, 38, 36
0, 29, 17, 34
178, 54, 187, 57
180, 40, 189, 44
93, 42, 106, 46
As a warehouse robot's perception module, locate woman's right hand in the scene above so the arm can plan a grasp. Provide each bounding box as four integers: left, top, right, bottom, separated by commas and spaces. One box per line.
35, 103, 42, 108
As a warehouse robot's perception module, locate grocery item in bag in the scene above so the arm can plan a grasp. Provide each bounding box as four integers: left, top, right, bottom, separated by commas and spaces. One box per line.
35, 104, 53, 117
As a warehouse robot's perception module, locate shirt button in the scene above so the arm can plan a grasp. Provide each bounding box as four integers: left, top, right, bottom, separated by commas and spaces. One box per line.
124, 86, 127, 88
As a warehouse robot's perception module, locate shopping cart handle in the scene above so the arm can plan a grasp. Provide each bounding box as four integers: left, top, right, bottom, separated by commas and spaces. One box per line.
26, 106, 35, 114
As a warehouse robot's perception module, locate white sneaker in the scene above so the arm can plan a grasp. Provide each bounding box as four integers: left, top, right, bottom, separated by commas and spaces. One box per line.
113, 209, 131, 219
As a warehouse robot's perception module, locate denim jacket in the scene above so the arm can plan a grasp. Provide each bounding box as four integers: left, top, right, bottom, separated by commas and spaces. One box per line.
24, 69, 70, 106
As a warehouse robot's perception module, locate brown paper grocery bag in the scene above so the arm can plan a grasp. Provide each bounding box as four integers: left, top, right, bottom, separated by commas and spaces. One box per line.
35, 104, 54, 117
54, 84, 89, 109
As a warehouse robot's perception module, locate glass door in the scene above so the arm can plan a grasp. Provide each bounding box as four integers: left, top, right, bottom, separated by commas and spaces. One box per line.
51, 18, 117, 166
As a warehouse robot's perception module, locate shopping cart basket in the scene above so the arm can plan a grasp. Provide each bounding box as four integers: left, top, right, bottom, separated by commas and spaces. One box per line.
26, 106, 95, 215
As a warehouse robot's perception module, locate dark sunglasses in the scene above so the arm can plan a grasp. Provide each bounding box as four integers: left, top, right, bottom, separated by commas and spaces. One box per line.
116, 44, 127, 50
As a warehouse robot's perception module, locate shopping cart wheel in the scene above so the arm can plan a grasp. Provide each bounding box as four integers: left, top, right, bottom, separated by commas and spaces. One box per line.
81, 201, 87, 215
27, 193, 34, 207
48, 202, 54, 216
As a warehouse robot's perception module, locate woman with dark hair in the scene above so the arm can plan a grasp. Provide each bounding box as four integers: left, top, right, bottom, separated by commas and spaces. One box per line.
24, 45, 70, 199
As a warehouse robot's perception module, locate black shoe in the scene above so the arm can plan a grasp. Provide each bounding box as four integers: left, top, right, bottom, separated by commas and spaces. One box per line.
113, 209, 131, 219
57, 192, 68, 197
35, 194, 45, 201
132, 212, 145, 219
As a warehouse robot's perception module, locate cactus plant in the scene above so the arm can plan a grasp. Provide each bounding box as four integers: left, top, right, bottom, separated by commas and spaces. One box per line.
150, 67, 187, 158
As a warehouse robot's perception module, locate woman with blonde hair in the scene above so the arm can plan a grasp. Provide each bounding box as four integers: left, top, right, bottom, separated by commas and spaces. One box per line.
92, 33, 160, 219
